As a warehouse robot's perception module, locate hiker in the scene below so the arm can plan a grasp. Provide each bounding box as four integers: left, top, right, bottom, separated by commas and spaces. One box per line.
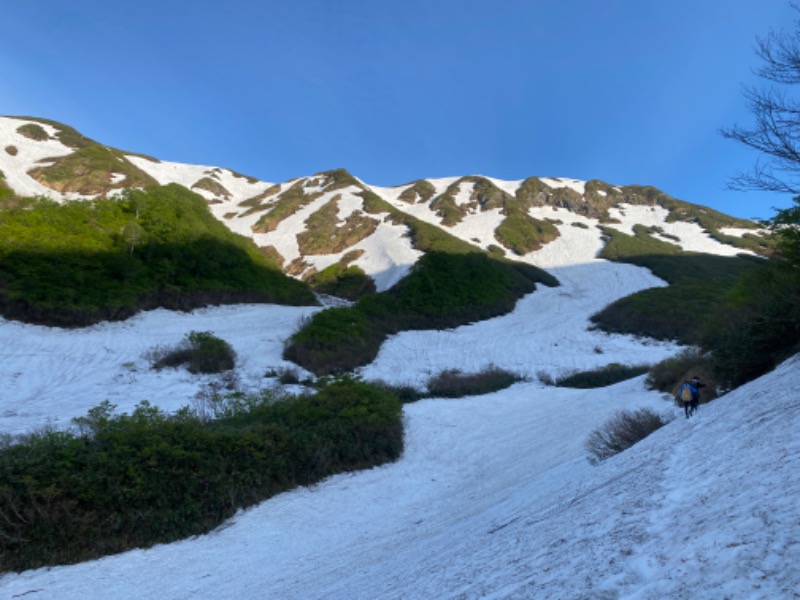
677, 376, 704, 418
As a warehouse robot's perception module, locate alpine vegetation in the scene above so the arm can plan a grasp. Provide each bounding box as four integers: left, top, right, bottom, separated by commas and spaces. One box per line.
584, 408, 672, 465
146, 330, 237, 374
0, 378, 403, 571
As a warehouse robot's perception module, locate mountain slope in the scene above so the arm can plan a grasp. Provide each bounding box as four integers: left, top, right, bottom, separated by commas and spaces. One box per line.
0, 116, 771, 298
0, 300, 795, 598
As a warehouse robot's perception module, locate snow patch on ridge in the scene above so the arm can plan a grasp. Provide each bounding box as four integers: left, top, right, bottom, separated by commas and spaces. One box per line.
485, 176, 523, 196
0, 116, 85, 200
540, 176, 587, 195
607, 204, 755, 256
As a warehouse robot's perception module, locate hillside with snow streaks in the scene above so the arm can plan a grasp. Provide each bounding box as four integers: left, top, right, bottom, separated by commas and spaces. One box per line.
0, 116, 766, 294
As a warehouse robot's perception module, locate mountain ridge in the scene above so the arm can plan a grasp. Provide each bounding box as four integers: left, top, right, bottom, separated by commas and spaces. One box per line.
0, 115, 771, 296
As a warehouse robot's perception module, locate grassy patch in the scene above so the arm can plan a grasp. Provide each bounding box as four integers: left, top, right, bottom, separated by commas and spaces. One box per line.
27, 145, 158, 195
16, 123, 49, 141
191, 177, 231, 199
426, 365, 523, 398
5, 145, 18, 156
296, 197, 378, 255
13, 117, 95, 149
598, 224, 682, 259
252, 180, 322, 233
495, 210, 559, 255
397, 179, 437, 204
0, 378, 403, 572
543, 363, 650, 388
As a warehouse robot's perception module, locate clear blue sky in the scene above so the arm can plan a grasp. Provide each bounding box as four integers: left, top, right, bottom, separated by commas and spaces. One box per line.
2, 1, 796, 219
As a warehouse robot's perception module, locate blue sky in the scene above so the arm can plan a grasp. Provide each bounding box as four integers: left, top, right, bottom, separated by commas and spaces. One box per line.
2, 1, 796, 219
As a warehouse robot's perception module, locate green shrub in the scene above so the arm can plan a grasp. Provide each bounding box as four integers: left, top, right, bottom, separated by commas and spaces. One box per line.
149, 331, 236, 374
426, 365, 523, 398
0, 379, 403, 572
585, 408, 672, 464
371, 381, 425, 403
550, 363, 651, 388
306, 261, 376, 300
702, 259, 800, 389
645, 348, 719, 400
591, 249, 768, 344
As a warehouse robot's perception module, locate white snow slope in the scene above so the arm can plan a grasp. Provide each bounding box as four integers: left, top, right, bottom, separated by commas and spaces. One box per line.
1, 284, 798, 598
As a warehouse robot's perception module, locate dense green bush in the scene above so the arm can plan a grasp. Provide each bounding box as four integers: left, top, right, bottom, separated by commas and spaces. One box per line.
148, 330, 237, 374
591, 230, 768, 345
307, 262, 376, 300
546, 363, 651, 389
585, 408, 672, 465
702, 259, 800, 389
426, 366, 523, 398
285, 251, 557, 375
0, 185, 316, 326
0, 378, 403, 572
645, 348, 719, 400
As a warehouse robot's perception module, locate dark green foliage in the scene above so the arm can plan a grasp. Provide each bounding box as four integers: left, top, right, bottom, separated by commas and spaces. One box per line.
585, 408, 672, 465
371, 382, 425, 403
0, 185, 316, 326
598, 224, 682, 260
285, 306, 379, 374
592, 227, 768, 344
149, 331, 236, 374
307, 261, 376, 300
702, 259, 800, 389
645, 348, 719, 401
768, 197, 800, 267
426, 366, 523, 398
286, 251, 557, 375
596, 223, 795, 391
548, 363, 651, 389
0, 379, 403, 572
0, 170, 14, 203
